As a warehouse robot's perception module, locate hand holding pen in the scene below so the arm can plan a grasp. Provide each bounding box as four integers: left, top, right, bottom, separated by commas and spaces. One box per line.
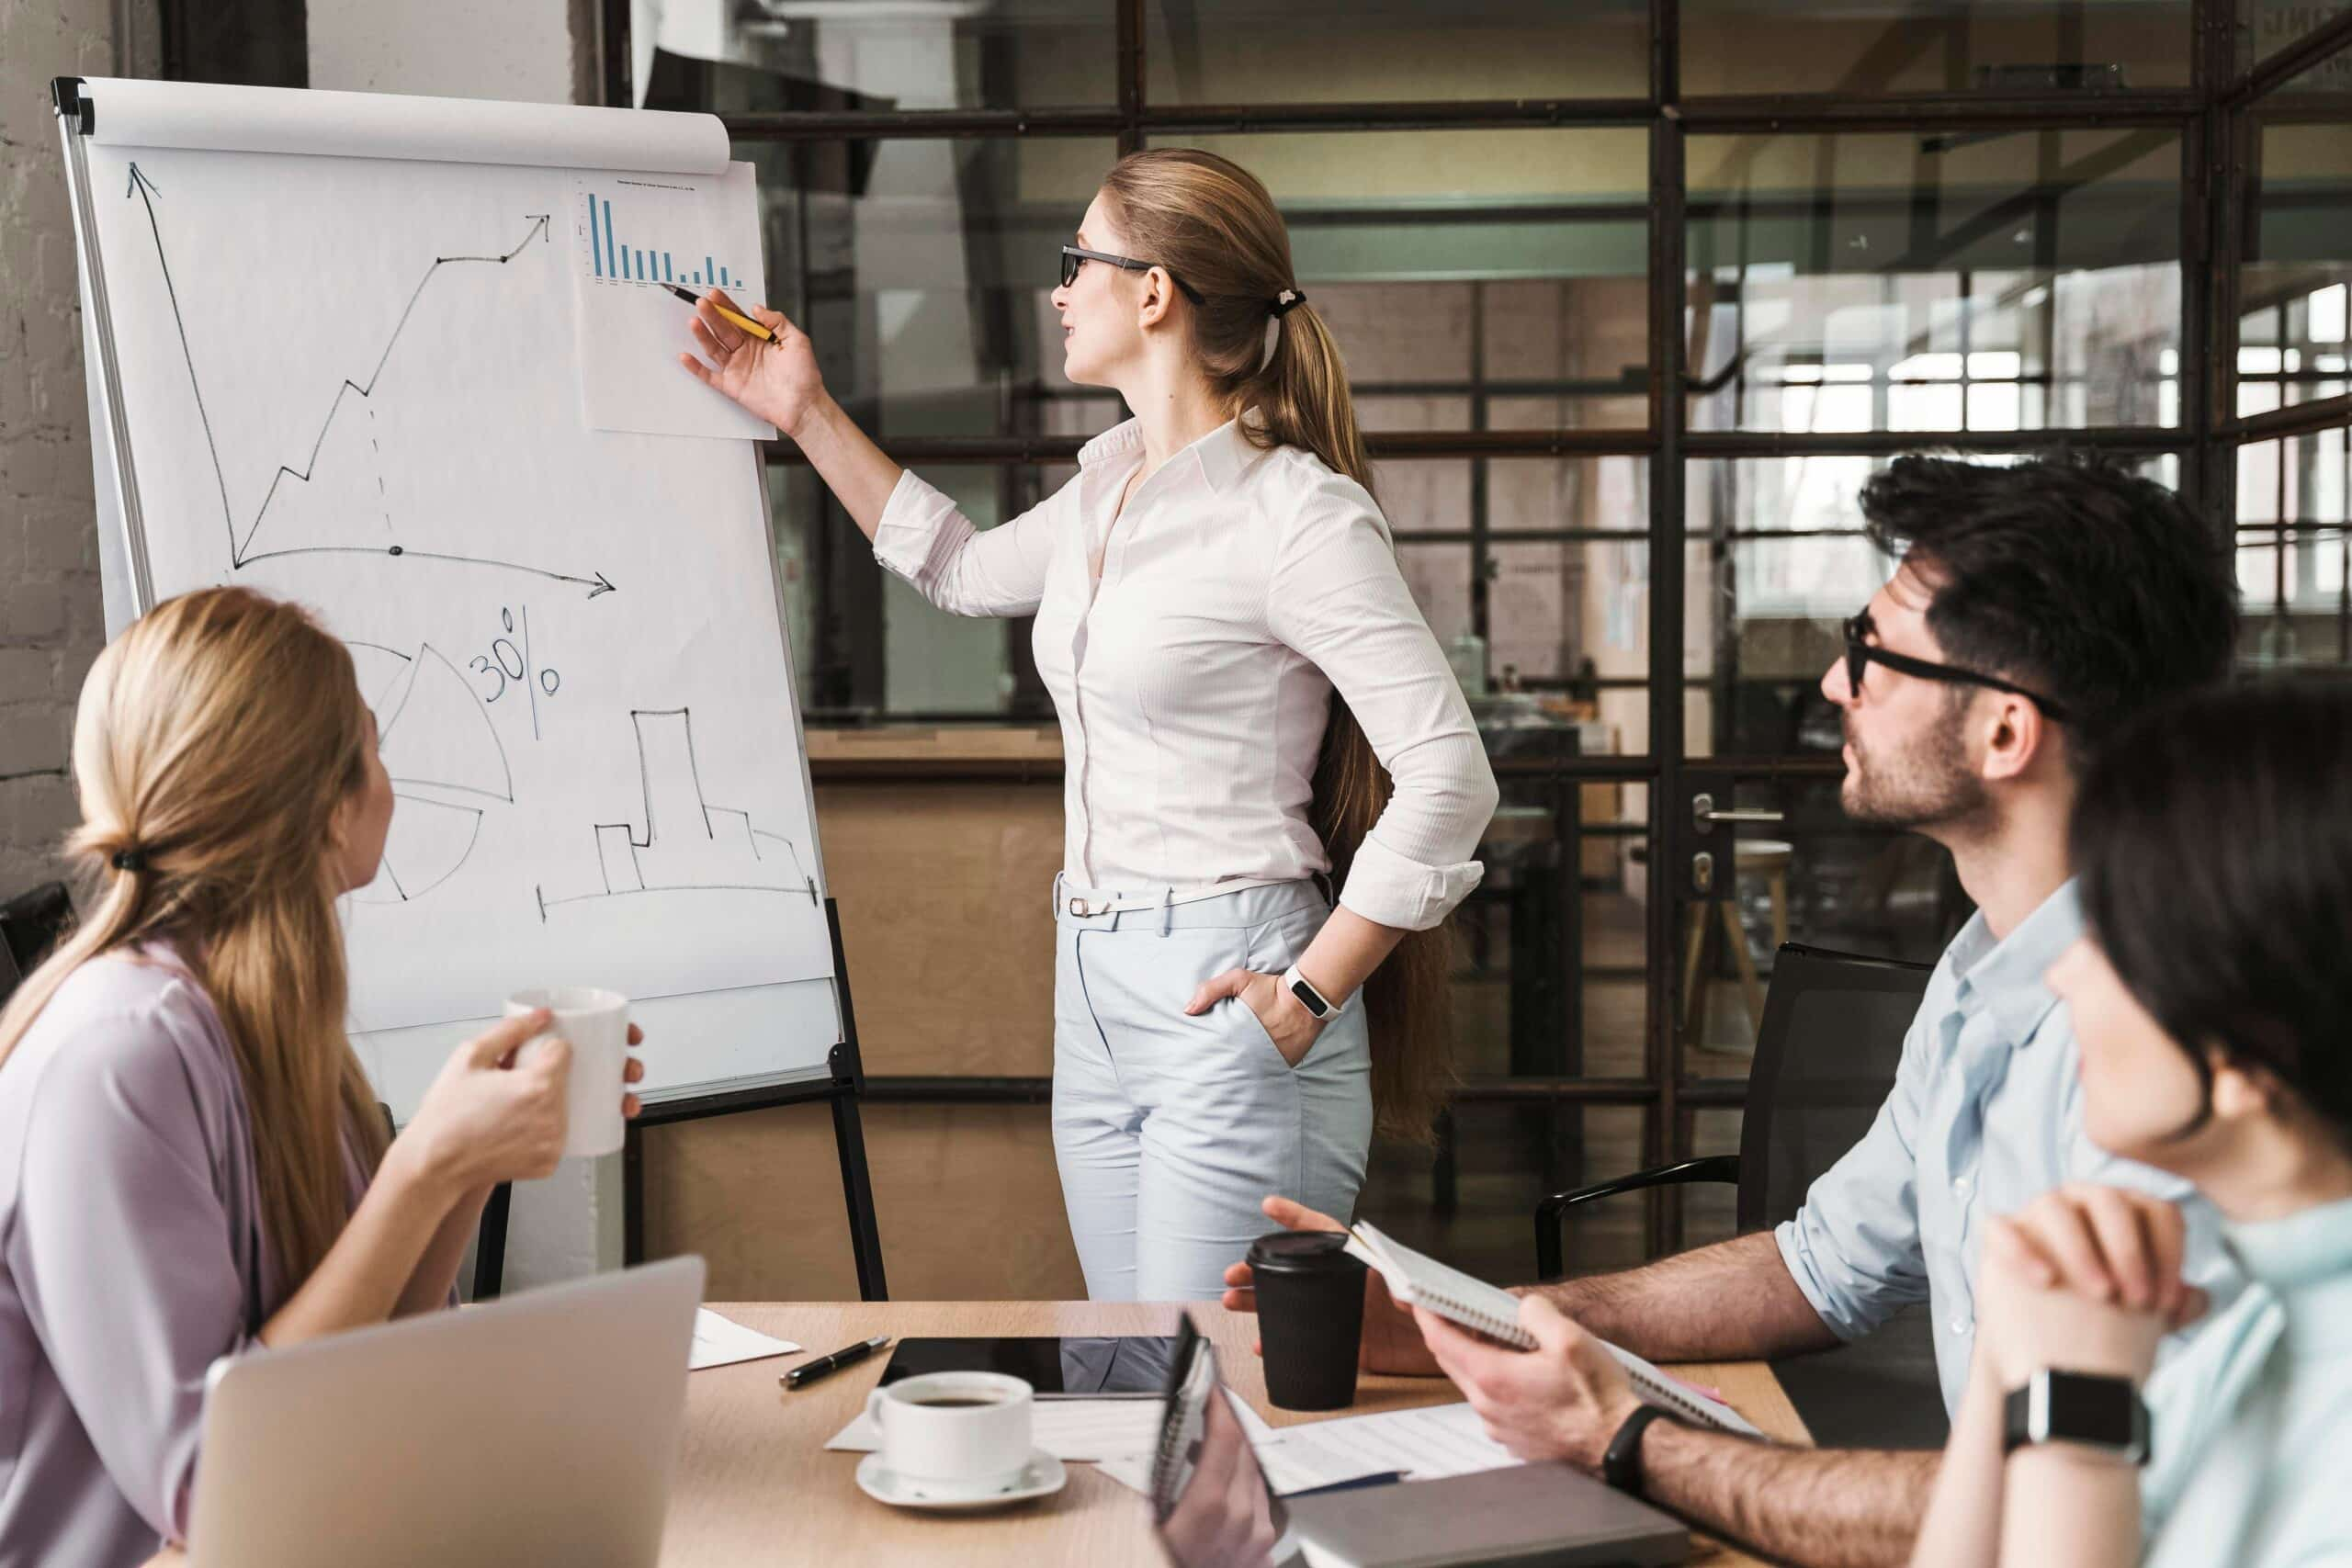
674, 287, 830, 441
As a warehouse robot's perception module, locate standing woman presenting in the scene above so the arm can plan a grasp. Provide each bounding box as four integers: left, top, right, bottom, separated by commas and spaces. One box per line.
681, 149, 1498, 1301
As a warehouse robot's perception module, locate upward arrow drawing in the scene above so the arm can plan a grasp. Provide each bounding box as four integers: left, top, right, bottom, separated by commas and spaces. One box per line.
123, 164, 618, 601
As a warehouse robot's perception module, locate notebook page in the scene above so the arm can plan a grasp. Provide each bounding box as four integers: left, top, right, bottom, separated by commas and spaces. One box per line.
1348, 1223, 1763, 1438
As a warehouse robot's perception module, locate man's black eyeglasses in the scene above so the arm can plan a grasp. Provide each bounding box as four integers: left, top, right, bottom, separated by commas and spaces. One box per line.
1841, 614, 2071, 722
1060, 244, 1204, 305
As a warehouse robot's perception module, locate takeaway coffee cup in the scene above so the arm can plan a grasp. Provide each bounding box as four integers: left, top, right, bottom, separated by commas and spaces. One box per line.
1247, 1230, 1368, 1411
503, 987, 630, 1158
864, 1372, 1035, 1493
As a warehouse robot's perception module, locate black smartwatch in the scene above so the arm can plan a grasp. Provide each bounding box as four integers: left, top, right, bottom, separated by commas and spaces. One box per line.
2001, 1370, 2150, 1464
1602, 1404, 1673, 1498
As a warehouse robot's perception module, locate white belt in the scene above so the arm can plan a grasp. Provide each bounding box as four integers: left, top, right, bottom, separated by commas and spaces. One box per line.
1054, 873, 1296, 919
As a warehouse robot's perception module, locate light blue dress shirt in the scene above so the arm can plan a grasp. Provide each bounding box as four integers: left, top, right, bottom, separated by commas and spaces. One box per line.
1773, 880, 2243, 1413
2140, 1195, 2352, 1567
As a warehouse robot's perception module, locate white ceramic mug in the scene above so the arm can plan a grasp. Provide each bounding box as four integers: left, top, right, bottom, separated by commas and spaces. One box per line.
503, 987, 630, 1158
865, 1372, 1034, 1491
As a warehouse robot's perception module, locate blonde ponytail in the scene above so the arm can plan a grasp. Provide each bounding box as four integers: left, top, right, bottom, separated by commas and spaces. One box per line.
0, 588, 390, 1287
1100, 149, 1456, 1144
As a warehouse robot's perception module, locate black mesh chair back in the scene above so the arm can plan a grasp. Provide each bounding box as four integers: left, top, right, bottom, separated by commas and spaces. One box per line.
1735, 942, 1932, 1234
0, 882, 74, 1010
1745, 942, 1946, 1450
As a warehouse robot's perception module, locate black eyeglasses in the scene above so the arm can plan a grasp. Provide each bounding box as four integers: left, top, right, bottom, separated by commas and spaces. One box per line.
1841, 614, 2071, 722
1059, 244, 1204, 306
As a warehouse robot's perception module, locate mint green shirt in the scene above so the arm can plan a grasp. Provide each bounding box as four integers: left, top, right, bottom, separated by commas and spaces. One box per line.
2140, 1194, 2352, 1567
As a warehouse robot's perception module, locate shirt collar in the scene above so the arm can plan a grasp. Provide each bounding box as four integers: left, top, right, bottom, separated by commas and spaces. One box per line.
1949, 878, 2084, 1045
1074, 416, 1256, 495
2223, 1194, 2352, 1297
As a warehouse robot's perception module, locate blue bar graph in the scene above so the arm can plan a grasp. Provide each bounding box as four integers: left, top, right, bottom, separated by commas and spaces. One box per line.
583, 186, 739, 293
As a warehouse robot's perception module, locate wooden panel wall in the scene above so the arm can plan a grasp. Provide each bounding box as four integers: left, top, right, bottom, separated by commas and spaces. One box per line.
639, 762, 1083, 1299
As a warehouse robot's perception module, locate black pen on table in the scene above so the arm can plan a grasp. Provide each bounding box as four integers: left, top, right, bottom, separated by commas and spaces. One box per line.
780, 1335, 891, 1390
665, 283, 776, 344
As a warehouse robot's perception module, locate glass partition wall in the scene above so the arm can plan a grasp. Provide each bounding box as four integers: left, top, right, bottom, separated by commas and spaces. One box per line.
616, 0, 2352, 1278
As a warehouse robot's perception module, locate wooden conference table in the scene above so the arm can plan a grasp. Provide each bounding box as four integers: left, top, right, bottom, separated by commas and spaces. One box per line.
145, 1299, 1808, 1567
663, 1299, 1810, 1566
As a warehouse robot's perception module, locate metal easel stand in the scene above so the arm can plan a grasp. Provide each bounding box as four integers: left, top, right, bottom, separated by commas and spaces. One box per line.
472, 897, 888, 1303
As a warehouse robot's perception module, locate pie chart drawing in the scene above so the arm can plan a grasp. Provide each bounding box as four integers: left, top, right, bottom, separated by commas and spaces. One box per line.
346, 639, 512, 904
355, 795, 484, 904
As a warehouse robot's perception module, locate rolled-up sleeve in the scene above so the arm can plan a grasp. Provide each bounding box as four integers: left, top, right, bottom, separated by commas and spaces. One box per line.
1266, 474, 1499, 932
14, 1004, 254, 1543
1773, 1006, 1935, 1340
871, 468, 1060, 618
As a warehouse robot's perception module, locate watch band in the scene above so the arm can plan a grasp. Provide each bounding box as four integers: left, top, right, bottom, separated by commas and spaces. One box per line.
1602, 1404, 1672, 1497
2002, 1370, 2150, 1465
1280, 964, 1338, 1020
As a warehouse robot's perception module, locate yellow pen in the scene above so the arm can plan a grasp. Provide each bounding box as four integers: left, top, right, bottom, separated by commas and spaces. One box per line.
665, 283, 775, 344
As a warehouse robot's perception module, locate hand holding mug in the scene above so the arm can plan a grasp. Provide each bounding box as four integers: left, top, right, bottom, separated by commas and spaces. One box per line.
398, 1010, 573, 1196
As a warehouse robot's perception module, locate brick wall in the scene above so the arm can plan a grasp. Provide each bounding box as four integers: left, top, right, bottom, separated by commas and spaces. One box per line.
0, 0, 116, 901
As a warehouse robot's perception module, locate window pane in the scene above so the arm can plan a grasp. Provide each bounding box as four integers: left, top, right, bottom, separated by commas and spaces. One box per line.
1685, 453, 2181, 756
1685, 0, 2190, 94
1688, 130, 2184, 434
1142, 1, 1645, 104
780, 464, 1053, 719
1165, 130, 1652, 432
2237, 428, 2352, 666
2244, 105, 2352, 414
1678, 775, 1964, 1077
1400, 543, 1475, 650
753, 138, 1117, 440
1365, 1104, 1649, 1282
2237, 4, 2352, 80
643, 3, 1115, 111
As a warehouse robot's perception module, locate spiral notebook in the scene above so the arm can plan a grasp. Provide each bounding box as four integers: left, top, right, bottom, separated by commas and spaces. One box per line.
1343, 1222, 1764, 1438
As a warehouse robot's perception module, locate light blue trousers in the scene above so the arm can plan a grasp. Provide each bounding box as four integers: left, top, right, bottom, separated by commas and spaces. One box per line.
1050, 878, 1374, 1302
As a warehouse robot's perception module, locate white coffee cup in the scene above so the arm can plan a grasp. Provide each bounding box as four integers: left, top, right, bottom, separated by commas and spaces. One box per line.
865, 1372, 1034, 1492
503, 987, 630, 1159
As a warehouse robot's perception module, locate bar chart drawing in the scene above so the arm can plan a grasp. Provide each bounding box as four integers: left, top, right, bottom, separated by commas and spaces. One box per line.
536, 706, 817, 921
580, 181, 742, 289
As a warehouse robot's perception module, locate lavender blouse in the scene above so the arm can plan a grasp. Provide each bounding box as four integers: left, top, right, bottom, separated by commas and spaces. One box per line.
0, 948, 366, 1567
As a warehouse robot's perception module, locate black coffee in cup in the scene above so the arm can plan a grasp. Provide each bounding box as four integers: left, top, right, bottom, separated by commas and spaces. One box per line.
1247, 1230, 1368, 1411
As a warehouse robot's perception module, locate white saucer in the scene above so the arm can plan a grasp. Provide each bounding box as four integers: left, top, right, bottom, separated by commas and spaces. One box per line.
855, 1449, 1069, 1512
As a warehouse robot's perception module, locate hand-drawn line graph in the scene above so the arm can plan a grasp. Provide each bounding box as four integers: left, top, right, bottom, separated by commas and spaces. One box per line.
348, 639, 514, 904
535, 706, 818, 921
123, 162, 618, 600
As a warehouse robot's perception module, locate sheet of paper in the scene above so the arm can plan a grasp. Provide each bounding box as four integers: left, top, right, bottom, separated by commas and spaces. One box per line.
689, 1309, 800, 1371
81, 141, 831, 1044
572, 163, 775, 438
1255, 1402, 1518, 1494
1094, 1392, 1485, 1500
826, 1399, 1165, 1462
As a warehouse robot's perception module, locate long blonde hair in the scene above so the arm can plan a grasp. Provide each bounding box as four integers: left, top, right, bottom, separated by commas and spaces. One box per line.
1101, 148, 1455, 1144
0, 587, 390, 1288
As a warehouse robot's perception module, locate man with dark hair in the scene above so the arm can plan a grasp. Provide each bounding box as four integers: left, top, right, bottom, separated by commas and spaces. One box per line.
1232, 453, 2245, 1568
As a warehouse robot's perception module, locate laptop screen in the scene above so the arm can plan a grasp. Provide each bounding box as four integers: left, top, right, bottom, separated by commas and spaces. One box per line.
1151, 1316, 1295, 1568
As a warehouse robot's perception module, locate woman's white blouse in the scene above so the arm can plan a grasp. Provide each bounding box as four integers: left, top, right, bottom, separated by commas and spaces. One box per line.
871, 418, 1499, 931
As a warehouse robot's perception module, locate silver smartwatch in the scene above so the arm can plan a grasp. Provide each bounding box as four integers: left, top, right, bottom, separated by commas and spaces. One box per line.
1279, 964, 1341, 1021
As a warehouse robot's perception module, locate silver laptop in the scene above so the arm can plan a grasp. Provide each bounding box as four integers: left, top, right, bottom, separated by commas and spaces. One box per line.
189, 1255, 705, 1568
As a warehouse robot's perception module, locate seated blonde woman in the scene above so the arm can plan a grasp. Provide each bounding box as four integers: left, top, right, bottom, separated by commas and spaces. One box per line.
1912, 680, 2352, 1568
0, 587, 644, 1568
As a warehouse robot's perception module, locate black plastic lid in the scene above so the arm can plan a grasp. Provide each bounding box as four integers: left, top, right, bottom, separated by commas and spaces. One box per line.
1246, 1230, 1362, 1274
